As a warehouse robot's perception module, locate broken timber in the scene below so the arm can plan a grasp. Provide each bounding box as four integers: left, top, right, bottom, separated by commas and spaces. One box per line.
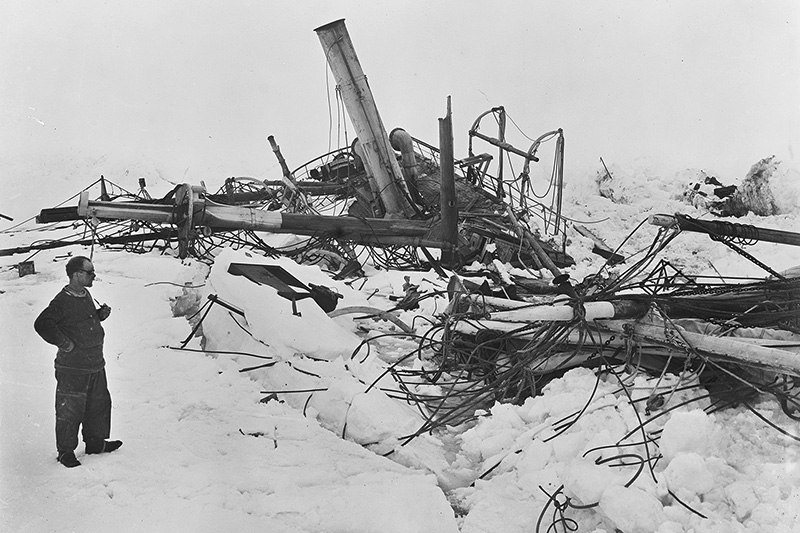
41, 186, 447, 258
439, 96, 459, 268
0, 230, 178, 257
650, 213, 800, 247
573, 224, 624, 264
452, 318, 800, 377
595, 319, 800, 377
445, 270, 800, 378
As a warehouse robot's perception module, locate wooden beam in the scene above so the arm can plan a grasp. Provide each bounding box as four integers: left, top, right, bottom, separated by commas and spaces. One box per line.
574, 224, 624, 264
75, 196, 433, 236
465, 300, 646, 323
328, 306, 413, 333
0, 230, 178, 257
597, 320, 800, 377
439, 96, 459, 268
506, 206, 561, 277
650, 213, 800, 247
54, 189, 451, 249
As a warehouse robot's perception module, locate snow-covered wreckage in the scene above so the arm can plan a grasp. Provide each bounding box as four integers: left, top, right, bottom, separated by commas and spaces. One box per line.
4, 17, 800, 533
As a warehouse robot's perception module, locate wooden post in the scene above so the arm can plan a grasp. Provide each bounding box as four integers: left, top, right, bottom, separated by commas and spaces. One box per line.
505, 206, 559, 276
506, 206, 578, 297
314, 19, 412, 218
497, 108, 506, 199
439, 96, 459, 268
268, 135, 310, 212
596, 320, 800, 377
650, 213, 800, 247
70, 191, 442, 247
268, 135, 293, 181
100, 175, 110, 201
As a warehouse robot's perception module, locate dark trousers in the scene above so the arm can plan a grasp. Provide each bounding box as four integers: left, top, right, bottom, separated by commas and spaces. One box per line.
55, 369, 112, 453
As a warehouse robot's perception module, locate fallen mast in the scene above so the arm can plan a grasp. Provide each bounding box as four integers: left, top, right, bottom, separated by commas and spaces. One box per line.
650, 213, 800, 247
37, 185, 447, 259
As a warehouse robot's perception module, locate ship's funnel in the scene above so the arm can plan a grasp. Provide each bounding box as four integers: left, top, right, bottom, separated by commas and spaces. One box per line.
315, 19, 413, 218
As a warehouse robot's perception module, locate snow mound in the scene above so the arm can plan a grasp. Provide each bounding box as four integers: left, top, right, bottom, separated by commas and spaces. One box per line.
659, 409, 715, 461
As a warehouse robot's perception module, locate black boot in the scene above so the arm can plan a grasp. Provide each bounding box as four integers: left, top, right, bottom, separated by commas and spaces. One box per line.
86, 439, 123, 455
57, 451, 81, 468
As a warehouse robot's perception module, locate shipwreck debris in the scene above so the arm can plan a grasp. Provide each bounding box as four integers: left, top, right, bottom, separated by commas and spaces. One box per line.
649, 213, 800, 248
355, 201, 800, 439
4, 17, 799, 477
227, 262, 342, 315
16, 18, 576, 278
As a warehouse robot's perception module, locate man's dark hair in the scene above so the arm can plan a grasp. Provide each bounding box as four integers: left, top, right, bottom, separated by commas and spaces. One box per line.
66, 256, 91, 278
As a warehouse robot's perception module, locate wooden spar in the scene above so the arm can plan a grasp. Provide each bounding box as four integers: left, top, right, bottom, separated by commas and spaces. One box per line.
204, 208, 429, 236
596, 320, 800, 376
451, 317, 800, 377
505, 206, 561, 277
477, 300, 646, 323
650, 213, 800, 247
78, 193, 174, 224
268, 135, 312, 211
0, 230, 178, 257
464, 293, 555, 309
476, 216, 543, 269
70, 189, 446, 248
327, 306, 413, 333
497, 109, 506, 198
439, 96, 459, 268
573, 224, 624, 264
267, 135, 294, 183
451, 319, 800, 351
75, 193, 425, 234
37, 186, 354, 223
314, 19, 413, 218
267, 135, 361, 265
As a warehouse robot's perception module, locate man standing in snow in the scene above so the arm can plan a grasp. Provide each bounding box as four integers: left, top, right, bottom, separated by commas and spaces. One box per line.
34, 255, 122, 468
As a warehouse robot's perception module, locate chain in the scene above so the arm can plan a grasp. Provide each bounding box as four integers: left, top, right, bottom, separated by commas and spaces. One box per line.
711, 235, 786, 280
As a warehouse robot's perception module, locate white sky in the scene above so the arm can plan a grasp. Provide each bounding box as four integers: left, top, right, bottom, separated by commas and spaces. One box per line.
1, 0, 798, 183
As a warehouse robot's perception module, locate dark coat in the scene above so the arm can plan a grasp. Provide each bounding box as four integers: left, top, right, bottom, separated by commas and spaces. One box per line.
35, 287, 106, 374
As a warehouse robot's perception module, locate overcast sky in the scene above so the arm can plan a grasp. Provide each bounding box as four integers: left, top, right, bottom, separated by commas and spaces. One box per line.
1, 1, 798, 184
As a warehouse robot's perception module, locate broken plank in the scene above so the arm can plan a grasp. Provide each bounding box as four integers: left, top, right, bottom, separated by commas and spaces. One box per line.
574, 224, 624, 264
596, 320, 800, 377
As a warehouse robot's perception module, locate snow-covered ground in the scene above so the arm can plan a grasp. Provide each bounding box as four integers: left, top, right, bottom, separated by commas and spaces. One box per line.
2, 156, 800, 532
